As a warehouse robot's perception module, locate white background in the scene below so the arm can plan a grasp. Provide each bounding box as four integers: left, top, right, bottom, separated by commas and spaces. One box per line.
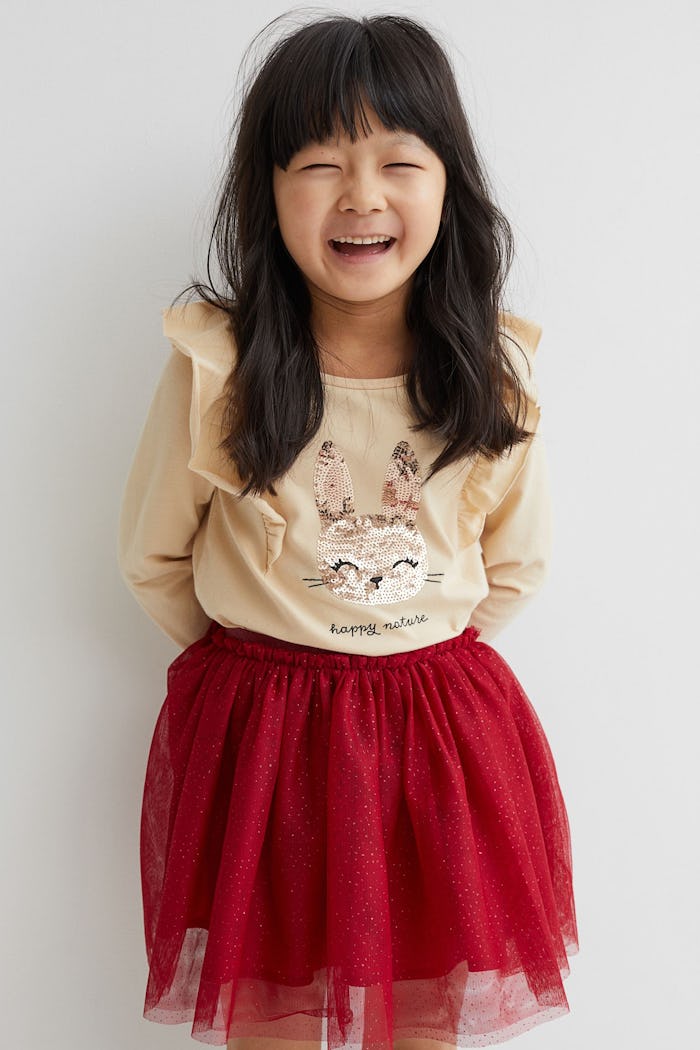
2, 1, 698, 1047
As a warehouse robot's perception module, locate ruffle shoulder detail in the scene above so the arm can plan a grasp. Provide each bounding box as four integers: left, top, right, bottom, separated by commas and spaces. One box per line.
162, 301, 288, 569
162, 300, 241, 495
457, 312, 544, 549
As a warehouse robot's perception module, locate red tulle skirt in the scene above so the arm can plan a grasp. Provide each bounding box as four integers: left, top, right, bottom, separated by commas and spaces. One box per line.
139, 621, 578, 1048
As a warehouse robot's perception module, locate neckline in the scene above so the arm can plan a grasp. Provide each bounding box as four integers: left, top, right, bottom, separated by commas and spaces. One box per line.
320, 371, 409, 389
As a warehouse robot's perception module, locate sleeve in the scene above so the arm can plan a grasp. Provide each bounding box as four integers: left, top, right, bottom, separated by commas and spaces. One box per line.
468, 423, 553, 642
117, 345, 216, 650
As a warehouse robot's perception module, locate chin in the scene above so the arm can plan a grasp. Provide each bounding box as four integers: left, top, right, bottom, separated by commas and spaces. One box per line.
325, 266, 409, 289
330, 283, 405, 304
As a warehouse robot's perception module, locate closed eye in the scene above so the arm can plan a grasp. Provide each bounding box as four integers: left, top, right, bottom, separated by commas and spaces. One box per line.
330, 559, 359, 572
302, 163, 420, 170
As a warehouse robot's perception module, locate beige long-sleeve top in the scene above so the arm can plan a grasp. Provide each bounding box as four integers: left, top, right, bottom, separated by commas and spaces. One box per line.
117, 302, 552, 653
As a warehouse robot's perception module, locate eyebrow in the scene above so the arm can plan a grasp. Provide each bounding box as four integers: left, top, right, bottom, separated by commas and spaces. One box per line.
391, 134, 428, 150
301, 132, 429, 153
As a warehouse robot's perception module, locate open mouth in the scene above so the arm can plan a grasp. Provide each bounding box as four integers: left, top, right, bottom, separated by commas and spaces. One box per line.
328, 237, 396, 258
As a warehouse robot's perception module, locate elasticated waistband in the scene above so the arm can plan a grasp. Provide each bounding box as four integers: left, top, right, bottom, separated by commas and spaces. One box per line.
208, 622, 482, 671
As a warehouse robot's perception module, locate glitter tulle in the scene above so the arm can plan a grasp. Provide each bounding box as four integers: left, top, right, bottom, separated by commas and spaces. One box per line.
139, 621, 578, 1047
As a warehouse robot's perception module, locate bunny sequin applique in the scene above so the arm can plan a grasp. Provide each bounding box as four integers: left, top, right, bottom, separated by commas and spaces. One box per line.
307, 439, 441, 605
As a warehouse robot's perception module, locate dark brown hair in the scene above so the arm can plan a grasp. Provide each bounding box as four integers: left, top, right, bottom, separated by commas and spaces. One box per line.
173, 9, 536, 498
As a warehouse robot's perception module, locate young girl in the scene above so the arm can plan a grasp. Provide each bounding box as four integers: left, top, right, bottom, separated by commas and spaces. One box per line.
118, 11, 578, 1050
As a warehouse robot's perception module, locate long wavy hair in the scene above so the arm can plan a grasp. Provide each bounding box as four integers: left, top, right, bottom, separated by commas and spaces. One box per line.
173, 9, 536, 498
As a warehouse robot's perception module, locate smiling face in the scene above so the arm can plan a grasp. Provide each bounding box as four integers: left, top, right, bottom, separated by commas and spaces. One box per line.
271, 104, 447, 305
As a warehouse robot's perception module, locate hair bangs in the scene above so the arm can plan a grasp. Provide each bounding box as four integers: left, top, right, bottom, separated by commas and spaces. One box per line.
267, 19, 446, 170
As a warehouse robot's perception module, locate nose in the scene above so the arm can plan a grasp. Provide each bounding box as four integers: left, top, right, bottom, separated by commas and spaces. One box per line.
338, 168, 387, 214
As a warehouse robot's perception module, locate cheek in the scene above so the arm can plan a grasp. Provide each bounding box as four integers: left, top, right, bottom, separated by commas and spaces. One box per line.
278, 193, 323, 249
407, 190, 444, 244
399, 218, 439, 259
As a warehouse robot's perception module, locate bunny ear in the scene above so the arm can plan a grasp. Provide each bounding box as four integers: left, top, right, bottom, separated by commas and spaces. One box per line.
380, 441, 422, 525
313, 440, 355, 523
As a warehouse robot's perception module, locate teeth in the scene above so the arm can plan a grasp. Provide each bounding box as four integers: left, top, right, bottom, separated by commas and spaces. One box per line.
332, 235, 392, 244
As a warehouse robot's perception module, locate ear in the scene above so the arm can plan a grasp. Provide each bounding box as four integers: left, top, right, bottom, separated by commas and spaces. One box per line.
380, 441, 422, 525
313, 440, 355, 523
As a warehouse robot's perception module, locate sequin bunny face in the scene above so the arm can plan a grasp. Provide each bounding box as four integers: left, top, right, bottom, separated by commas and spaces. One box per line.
312, 439, 429, 605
